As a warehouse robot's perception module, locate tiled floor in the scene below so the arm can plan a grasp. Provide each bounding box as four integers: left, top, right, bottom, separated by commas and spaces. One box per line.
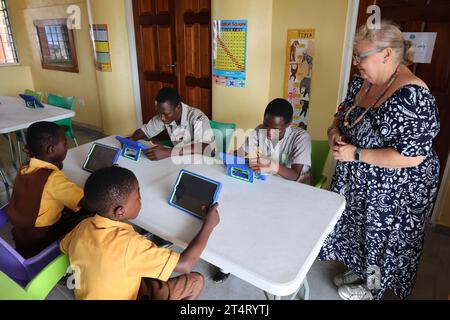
1, 126, 449, 300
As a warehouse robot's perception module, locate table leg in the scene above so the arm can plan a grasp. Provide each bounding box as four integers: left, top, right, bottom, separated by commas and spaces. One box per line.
6, 134, 17, 169
302, 276, 310, 300
264, 275, 310, 300
1, 167, 10, 201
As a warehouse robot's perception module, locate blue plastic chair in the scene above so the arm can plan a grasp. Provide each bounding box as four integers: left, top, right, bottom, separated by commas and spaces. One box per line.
0, 207, 61, 287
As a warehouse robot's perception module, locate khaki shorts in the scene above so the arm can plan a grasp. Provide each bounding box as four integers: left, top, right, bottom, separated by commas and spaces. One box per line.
138, 272, 204, 300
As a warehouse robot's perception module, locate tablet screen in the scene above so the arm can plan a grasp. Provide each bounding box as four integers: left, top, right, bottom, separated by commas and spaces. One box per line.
83, 144, 120, 173
171, 171, 219, 218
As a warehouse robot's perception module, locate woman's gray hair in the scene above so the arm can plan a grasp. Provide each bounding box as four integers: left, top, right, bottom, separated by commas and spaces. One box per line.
354, 20, 415, 65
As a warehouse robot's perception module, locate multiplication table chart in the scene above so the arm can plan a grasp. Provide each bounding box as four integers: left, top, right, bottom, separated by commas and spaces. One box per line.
213, 20, 248, 88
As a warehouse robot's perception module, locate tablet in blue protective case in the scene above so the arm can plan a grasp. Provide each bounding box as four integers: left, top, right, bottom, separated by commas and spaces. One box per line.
19, 94, 45, 109
168, 170, 222, 219
82, 143, 121, 173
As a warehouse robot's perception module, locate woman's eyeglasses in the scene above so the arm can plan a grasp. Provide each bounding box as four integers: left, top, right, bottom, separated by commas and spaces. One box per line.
352, 48, 385, 64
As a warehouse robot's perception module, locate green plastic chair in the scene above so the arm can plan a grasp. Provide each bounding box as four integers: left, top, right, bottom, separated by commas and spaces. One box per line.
0, 254, 70, 300
24, 89, 44, 103
311, 140, 330, 188
48, 94, 78, 146
210, 120, 237, 155
157, 140, 174, 147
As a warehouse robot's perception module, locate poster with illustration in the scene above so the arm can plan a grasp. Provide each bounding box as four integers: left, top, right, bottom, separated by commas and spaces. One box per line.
284, 29, 315, 129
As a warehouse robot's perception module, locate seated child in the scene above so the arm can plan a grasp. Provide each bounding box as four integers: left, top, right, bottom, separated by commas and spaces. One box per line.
237, 98, 312, 184
128, 87, 216, 160
213, 99, 312, 283
5, 121, 92, 258
60, 166, 220, 300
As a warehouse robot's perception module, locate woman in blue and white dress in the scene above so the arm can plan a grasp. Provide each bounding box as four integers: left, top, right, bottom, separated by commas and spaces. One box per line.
320, 21, 440, 300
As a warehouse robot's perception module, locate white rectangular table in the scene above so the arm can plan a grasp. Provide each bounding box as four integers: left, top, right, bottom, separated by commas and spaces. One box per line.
0, 96, 75, 135
63, 136, 346, 299
0, 95, 76, 200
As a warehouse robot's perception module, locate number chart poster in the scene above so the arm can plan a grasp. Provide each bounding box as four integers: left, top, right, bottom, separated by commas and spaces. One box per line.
213, 20, 248, 88
92, 24, 112, 72
284, 29, 315, 129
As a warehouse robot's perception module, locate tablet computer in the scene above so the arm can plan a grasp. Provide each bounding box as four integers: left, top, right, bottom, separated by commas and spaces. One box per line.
19, 94, 45, 109
219, 152, 266, 182
168, 170, 222, 219
115, 136, 149, 161
82, 143, 121, 173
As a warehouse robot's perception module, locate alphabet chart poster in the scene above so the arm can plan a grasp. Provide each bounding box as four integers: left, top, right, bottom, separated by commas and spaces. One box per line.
284, 29, 315, 129
213, 20, 247, 88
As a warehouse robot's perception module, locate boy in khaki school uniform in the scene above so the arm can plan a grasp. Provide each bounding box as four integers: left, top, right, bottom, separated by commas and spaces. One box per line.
5, 121, 92, 258
129, 87, 215, 161
60, 166, 220, 300
213, 98, 312, 284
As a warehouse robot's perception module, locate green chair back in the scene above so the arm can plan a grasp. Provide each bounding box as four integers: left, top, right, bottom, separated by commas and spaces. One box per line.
24, 89, 43, 102
0, 254, 69, 300
210, 120, 236, 155
158, 140, 174, 147
311, 140, 330, 188
48, 94, 77, 143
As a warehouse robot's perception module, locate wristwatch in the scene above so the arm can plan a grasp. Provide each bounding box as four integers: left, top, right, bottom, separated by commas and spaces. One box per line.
355, 147, 363, 162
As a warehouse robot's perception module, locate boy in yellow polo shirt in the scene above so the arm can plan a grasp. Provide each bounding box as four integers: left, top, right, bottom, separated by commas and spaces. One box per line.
5, 121, 91, 258
60, 166, 220, 300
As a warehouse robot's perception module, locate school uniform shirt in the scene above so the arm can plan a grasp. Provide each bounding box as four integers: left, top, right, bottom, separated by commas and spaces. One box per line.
140, 102, 215, 147
60, 215, 180, 300
239, 125, 312, 177
20, 158, 83, 227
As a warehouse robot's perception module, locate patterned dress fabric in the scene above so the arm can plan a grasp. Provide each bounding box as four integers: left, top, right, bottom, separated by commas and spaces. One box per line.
319, 76, 440, 299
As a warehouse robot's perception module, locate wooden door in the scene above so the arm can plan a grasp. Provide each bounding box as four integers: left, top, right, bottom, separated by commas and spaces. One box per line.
133, 0, 212, 124
354, 0, 450, 180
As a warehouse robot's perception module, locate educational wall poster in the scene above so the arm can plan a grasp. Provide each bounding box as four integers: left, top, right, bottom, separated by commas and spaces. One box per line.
403, 32, 437, 64
212, 20, 247, 88
284, 29, 315, 129
92, 24, 112, 72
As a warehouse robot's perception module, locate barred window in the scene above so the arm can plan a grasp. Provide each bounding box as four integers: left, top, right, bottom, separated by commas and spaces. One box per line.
0, 0, 19, 65
34, 19, 79, 73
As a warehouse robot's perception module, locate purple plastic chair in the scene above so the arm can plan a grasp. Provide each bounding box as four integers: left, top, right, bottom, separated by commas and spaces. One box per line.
0, 207, 61, 287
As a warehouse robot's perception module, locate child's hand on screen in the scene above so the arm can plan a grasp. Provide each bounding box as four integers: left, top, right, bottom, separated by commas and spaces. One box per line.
203, 203, 220, 228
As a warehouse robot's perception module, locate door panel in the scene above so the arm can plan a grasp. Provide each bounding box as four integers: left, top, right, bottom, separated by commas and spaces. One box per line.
133, 0, 212, 124
133, 0, 177, 123
175, 0, 212, 117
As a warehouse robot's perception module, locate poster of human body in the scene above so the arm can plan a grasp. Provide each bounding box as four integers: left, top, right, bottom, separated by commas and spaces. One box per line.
285, 29, 315, 129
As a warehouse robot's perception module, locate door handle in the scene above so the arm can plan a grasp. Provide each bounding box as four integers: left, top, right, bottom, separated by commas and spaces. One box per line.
165, 63, 177, 76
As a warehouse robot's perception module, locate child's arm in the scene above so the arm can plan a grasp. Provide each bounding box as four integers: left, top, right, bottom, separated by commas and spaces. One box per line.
174, 203, 220, 274
277, 163, 304, 181
249, 159, 303, 181
144, 143, 213, 161
128, 129, 148, 141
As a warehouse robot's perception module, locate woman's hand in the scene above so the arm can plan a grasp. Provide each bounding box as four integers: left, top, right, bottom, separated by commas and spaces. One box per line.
332, 140, 357, 162
328, 127, 343, 149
